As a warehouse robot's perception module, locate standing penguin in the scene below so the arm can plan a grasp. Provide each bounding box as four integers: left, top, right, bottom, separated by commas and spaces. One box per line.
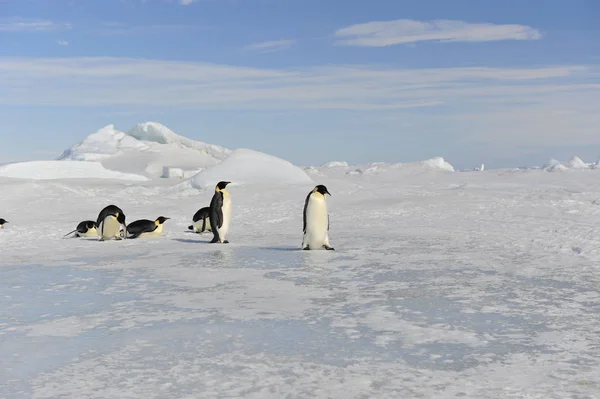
63, 220, 97, 238
0, 218, 7, 229
188, 207, 212, 233
126, 216, 170, 238
302, 184, 334, 250
96, 205, 127, 241
209, 181, 232, 243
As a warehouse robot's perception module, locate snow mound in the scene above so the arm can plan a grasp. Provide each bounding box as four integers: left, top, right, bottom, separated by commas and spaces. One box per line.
322, 161, 349, 168
127, 122, 231, 160
58, 125, 149, 161
189, 148, 314, 189
58, 122, 232, 178
420, 157, 455, 172
544, 157, 596, 172
544, 159, 568, 172
567, 156, 589, 169
0, 160, 148, 181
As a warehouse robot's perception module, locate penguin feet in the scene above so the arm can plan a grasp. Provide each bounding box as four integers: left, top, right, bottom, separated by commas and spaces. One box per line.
223, 240, 229, 244
303, 246, 310, 250
323, 245, 335, 251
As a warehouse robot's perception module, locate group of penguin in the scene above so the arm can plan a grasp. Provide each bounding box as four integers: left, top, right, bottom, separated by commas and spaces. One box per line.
2, 181, 335, 250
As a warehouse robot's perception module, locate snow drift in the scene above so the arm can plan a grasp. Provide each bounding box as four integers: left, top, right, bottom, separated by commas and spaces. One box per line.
0, 160, 148, 181
544, 156, 596, 172
58, 122, 230, 178
188, 148, 314, 189
308, 157, 455, 179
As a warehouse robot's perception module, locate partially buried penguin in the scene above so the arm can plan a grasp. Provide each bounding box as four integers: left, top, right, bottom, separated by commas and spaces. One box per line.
188, 207, 211, 233
126, 216, 170, 238
63, 220, 97, 238
209, 181, 232, 243
0, 218, 8, 229
302, 184, 335, 250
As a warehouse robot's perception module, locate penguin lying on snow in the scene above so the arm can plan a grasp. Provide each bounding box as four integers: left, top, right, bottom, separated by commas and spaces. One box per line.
302, 184, 335, 250
96, 205, 127, 241
0, 218, 8, 229
126, 216, 170, 238
209, 181, 232, 244
63, 220, 97, 238
188, 207, 212, 233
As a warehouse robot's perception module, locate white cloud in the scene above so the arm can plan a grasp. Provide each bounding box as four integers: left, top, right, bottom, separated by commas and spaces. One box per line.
334, 19, 542, 47
0, 18, 72, 32
180, 0, 195, 5
56, 40, 69, 46
243, 40, 295, 53
0, 56, 598, 147
0, 57, 593, 110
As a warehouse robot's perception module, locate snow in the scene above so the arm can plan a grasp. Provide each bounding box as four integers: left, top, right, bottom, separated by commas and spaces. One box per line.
321, 161, 349, 168
58, 122, 230, 178
567, 156, 590, 169
127, 122, 231, 161
58, 124, 149, 161
0, 160, 148, 181
421, 156, 455, 171
544, 156, 597, 172
2, 152, 600, 398
188, 148, 314, 189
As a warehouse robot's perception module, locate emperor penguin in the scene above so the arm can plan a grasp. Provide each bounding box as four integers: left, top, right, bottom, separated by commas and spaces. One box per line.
188, 207, 212, 233
302, 184, 335, 250
126, 216, 170, 239
63, 220, 97, 238
209, 181, 232, 243
96, 205, 127, 241
0, 218, 8, 229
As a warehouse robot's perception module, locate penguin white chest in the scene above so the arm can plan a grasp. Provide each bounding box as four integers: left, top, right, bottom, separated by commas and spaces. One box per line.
304, 194, 329, 247
218, 191, 232, 240
99, 216, 121, 240
139, 223, 164, 238
82, 227, 98, 238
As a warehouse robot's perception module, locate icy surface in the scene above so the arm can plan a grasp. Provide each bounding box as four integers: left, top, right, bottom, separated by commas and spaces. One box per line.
0, 160, 148, 181
189, 148, 314, 189
2, 165, 600, 398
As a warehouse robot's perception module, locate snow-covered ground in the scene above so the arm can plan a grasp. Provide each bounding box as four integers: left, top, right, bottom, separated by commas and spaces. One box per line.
2, 130, 600, 398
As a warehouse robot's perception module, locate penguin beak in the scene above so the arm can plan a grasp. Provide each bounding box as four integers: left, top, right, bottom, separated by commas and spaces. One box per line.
326, 191, 331, 196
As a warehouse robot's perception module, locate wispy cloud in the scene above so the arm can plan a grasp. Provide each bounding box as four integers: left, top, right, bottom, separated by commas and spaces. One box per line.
0, 18, 72, 32
0, 57, 597, 147
98, 21, 209, 36
180, 0, 195, 5
243, 40, 295, 53
56, 40, 69, 46
334, 19, 542, 47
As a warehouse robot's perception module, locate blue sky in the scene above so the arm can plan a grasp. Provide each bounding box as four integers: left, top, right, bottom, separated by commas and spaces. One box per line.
1, 0, 599, 169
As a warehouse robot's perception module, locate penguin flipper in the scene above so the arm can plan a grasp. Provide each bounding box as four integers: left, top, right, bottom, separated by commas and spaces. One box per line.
188, 225, 194, 230
303, 192, 310, 232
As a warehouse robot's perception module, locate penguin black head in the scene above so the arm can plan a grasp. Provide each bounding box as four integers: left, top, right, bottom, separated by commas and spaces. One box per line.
0, 218, 7, 225
314, 185, 331, 196
155, 216, 170, 225
216, 181, 231, 191
86, 221, 96, 229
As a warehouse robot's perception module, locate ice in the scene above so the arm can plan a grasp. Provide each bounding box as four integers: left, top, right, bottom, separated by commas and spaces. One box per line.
188, 148, 314, 189
2, 148, 600, 398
